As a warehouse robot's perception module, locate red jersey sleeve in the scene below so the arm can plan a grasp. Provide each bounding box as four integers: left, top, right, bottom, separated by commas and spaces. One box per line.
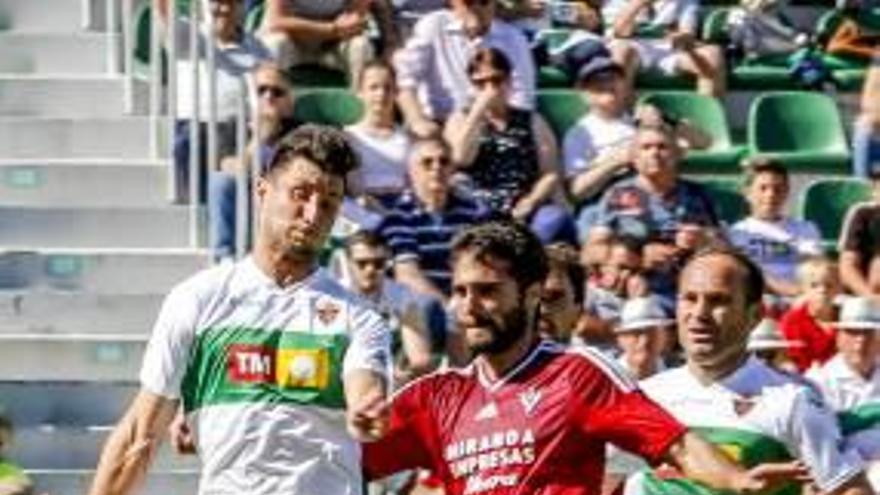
569, 348, 687, 464
362, 376, 438, 480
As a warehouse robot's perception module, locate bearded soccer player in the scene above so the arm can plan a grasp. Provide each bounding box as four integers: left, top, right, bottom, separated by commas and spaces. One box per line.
362, 220, 803, 495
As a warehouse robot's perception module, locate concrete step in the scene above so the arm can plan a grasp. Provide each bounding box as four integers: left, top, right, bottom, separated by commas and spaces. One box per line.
0, 161, 171, 208
0, 0, 86, 33
30, 470, 199, 495
0, 32, 109, 74
0, 333, 146, 381
0, 75, 147, 117
0, 206, 194, 249
10, 426, 200, 470
0, 249, 208, 293
0, 119, 161, 159
0, 292, 162, 335
0, 381, 137, 427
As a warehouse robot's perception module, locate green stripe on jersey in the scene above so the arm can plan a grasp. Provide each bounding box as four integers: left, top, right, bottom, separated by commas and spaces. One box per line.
181, 327, 348, 412
839, 403, 880, 435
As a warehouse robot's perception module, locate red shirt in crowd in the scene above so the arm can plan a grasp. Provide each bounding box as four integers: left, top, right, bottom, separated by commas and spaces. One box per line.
363, 340, 687, 495
779, 303, 837, 372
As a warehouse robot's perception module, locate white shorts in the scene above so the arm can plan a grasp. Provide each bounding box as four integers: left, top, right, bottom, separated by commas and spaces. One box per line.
629, 39, 681, 75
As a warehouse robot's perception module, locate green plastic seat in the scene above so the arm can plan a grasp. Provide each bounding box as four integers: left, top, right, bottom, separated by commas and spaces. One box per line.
701, 7, 731, 44
245, 1, 265, 32
693, 177, 748, 225
639, 91, 746, 173
133, 0, 193, 66
694, 178, 747, 225
535, 90, 590, 140
292, 89, 363, 126
634, 70, 694, 90
798, 178, 872, 250
747, 92, 850, 174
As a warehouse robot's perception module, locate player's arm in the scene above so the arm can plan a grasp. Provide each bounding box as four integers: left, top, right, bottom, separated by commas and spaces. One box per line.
344, 307, 393, 442
88, 390, 179, 495
666, 431, 808, 494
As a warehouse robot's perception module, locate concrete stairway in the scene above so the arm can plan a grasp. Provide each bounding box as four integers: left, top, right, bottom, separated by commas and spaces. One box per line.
0, 0, 207, 491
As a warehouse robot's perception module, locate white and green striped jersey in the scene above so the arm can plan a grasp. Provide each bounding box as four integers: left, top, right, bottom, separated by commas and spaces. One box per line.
140, 257, 392, 495
624, 357, 864, 495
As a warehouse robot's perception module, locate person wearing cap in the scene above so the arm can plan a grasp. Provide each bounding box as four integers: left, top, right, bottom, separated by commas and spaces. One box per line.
444, 47, 576, 245
807, 297, 880, 490
626, 247, 873, 495
747, 318, 801, 374
0, 414, 32, 495
615, 296, 673, 380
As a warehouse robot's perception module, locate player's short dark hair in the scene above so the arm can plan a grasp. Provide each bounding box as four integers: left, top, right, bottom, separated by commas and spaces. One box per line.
263, 124, 359, 180
681, 246, 765, 307
451, 220, 549, 291
344, 230, 387, 255
742, 156, 789, 188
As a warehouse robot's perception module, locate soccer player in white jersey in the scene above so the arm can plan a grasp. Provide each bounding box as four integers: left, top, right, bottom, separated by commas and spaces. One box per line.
88, 125, 392, 495
625, 247, 873, 495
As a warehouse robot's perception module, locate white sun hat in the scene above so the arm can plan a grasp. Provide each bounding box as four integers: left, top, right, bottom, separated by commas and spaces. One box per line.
831, 297, 880, 331
616, 297, 674, 333
748, 318, 803, 351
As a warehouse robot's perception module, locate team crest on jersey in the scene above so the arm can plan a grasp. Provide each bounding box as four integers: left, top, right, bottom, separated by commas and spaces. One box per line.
519, 387, 542, 416
315, 300, 341, 325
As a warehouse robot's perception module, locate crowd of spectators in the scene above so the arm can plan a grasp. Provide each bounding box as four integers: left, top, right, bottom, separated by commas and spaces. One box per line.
152, 0, 880, 492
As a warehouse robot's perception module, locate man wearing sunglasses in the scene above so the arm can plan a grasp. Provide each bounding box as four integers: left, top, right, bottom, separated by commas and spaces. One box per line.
394, 0, 536, 138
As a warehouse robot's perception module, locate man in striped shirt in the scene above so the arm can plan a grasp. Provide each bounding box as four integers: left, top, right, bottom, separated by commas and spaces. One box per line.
377, 137, 490, 303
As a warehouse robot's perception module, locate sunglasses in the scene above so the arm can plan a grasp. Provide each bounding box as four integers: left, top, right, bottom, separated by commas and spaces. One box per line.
257, 85, 287, 99
353, 258, 388, 270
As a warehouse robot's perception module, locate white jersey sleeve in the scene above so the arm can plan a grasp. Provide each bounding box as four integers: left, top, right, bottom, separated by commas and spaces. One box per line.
786, 386, 865, 493
139, 283, 200, 399
343, 304, 392, 382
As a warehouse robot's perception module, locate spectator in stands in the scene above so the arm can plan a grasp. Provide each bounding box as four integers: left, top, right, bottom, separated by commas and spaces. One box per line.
345, 61, 411, 212
388, 0, 446, 39
564, 58, 710, 239
0, 414, 31, 495
728, 158, 822, 297
377, 137, 490, 301
259, 0, 392, 80
586, 120, 718, 281
160, 0, 271, 204
839, 173, 880, 297
615, 296, 673, 380
747, 318, 800, 374
779, 256, 841, 373
853, 51, 880, 178
394, 0, 536, 137
577, 235, 648, 347
445, 47, 575, 244
343, 231, 434, 383
806, 297, 880, 490
538, 243, 587, 343
605, 0, 727, 97
208, 62, 299, 262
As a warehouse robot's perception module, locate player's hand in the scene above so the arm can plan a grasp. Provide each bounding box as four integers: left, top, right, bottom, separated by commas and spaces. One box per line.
168, 410, 196, 455
347, 388, 389, 442
731, 460, 810, 494
409, 117, 441, 139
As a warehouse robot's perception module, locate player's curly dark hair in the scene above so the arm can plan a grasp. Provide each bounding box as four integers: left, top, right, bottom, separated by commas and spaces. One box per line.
263, 124, 360, 180
451, 220, 549, 291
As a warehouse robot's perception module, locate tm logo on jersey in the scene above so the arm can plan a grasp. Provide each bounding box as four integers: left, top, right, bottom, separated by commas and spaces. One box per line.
227, 344, 330, 389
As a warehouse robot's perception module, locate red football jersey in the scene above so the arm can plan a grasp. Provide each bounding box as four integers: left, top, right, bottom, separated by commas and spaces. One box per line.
364, 341, 687, 495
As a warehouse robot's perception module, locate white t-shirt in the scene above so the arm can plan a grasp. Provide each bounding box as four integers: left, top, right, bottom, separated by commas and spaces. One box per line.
169, 19, 271, 121
602, 0, 700, 33
625, 357, 864, 494
728, 217, 822, 284
140, 257, 391, 495
808, 355, 880, 461
562, 113, 635, 178
345, 125, 411, 194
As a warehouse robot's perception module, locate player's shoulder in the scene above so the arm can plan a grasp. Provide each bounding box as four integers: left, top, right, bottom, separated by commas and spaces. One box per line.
556, 344, 639, 393
166, 258, 240, 303
391, 364, 477, 403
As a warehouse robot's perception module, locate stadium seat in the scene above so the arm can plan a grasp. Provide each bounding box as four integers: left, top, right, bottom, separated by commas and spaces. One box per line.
639, 91, 745, 173
245, 0, 265, 32
535, 90, 590, 140
133, 0, 192, 66
693, 177, 748, 225
292, 89, 363, 127
798, 178, 872, 250
747, 92, 851, 174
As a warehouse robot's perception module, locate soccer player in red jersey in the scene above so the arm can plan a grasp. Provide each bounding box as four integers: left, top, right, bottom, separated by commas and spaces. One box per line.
361, 220, 804, 495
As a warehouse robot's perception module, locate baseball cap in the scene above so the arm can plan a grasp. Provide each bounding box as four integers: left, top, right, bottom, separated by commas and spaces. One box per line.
576, 57, 624, 86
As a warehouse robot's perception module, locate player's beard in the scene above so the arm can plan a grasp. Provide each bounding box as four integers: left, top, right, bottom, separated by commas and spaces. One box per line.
466, 302, 530, 356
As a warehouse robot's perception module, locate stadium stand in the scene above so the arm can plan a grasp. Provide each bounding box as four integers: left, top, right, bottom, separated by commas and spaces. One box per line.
798, 177, 873, 251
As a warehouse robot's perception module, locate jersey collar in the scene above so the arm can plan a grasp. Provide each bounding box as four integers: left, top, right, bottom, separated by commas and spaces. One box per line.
475, 340, 554, 393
